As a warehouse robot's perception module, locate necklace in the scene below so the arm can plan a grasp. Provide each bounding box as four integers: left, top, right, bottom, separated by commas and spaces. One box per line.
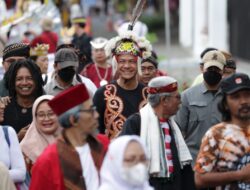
21, 108, 28, 114
17, 100, 33, 114
94, 63, 109, 86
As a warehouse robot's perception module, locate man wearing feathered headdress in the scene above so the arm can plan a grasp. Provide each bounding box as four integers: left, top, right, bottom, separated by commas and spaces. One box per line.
93, 31, 152, 139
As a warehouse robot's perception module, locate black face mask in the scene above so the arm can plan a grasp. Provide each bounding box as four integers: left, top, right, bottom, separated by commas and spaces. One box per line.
203, 70, 222, 86
58, 67, 76, 83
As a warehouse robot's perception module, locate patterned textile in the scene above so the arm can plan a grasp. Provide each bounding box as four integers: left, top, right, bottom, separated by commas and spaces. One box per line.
194, 122, 250, 190
160, 121, 174, 174
94, 81, 147, 139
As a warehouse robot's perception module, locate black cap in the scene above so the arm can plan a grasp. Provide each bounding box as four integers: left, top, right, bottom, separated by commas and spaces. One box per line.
221, 73, 250, 94
225, 59, 236, 69
141, 56, 158, 68
200, 47, 218, 59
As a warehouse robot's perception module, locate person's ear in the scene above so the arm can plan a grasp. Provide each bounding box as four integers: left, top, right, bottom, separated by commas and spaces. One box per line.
54, 63, 59, 71
224, 103, 229, 111
161, 96, 168, 106
69, 115, 78, 126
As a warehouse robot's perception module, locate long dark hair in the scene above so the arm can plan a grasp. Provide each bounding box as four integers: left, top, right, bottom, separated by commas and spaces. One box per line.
7, 59, 44, 99
218, 94, 231, 122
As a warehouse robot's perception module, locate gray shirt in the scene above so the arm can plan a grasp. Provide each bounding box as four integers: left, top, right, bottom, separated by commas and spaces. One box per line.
175, 82, 222, 164
44, 74, 97, 97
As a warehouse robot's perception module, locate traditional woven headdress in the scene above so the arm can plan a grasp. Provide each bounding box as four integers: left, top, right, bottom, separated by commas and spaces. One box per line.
3, 43, 30, 61
105, 31, 152, 59
30, 44, 49, 57
105, 31, 152, 75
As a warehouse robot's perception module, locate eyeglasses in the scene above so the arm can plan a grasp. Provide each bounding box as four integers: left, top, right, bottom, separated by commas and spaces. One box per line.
79, 106, 96, 116
36, 112, 56, 120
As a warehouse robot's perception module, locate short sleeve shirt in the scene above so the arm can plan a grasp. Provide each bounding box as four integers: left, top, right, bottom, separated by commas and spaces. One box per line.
194, 123, 250, 189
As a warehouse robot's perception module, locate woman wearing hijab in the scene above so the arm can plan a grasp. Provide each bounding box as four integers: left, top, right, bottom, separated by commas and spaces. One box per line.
99, 135, 153, 190
20, 95, 61, 174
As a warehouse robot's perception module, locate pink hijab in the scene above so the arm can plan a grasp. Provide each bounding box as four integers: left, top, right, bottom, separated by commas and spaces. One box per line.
20, 95, 62, 163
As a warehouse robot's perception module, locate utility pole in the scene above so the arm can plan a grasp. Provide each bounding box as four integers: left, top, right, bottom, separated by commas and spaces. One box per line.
164, 0, 171, 57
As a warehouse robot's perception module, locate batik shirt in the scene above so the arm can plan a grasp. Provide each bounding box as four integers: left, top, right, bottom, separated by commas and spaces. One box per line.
194, 123, 250, 190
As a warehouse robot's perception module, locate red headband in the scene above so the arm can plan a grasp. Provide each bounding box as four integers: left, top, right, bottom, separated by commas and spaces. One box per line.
147, 82, 178, 94
48, 84, 89, 116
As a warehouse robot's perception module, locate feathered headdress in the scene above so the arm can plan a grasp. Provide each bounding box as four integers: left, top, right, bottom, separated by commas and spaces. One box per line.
128, 0, 147, 31
105, 31, 152, 76
105, 31, 152, 59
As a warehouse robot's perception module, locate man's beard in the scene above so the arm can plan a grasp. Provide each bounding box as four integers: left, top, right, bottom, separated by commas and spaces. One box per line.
236, 105, 250, 121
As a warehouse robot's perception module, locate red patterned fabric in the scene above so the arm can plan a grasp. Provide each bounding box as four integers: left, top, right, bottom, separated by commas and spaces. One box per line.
148, 82, 177, 94
160, 121, 174, 174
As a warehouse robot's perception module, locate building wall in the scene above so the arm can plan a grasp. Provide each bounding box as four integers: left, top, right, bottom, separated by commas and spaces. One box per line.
179, 0, 228, 57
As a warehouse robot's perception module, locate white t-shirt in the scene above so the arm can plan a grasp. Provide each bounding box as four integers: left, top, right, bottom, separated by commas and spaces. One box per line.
0, 126, 26, 183
75, 144, 99, 190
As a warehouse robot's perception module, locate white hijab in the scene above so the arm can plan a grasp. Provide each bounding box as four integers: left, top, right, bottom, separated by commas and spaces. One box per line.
98, 135, 153, 190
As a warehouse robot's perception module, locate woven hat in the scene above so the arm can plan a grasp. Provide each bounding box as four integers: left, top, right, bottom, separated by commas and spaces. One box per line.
30, 44, 49, 56
3, 43, 30, 61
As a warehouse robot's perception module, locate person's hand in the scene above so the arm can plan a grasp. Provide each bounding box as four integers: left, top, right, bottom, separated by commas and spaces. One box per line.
17, 125, 29, 142
0, 96, 11, 106
239, 164, 250, 183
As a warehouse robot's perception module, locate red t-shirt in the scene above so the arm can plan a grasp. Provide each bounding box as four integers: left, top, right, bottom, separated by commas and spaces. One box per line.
81, 63, 112, 88
30, 31, 58, 53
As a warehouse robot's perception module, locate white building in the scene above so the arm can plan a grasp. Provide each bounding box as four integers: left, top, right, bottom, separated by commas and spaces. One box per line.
179, 0, 228, 58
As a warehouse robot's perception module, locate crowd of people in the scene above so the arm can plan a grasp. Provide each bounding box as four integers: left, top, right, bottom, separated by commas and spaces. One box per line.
0, 10, 250, 190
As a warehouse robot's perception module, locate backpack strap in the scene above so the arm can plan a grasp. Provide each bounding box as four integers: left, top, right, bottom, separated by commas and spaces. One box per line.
2, 126, 10, 147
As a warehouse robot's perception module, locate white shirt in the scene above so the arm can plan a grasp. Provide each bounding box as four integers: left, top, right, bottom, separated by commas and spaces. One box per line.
75, 144, 99, 190
0, 126, 26, 183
